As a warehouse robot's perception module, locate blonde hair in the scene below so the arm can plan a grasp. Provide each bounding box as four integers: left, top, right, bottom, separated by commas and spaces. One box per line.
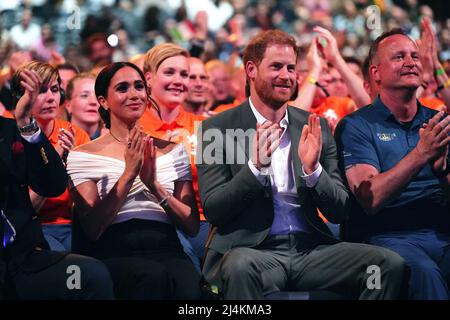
143, 43, 189, 75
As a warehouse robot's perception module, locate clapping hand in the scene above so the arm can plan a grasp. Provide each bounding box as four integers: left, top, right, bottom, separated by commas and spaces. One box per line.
299, 114, 322, 174
139, 137, 158, 188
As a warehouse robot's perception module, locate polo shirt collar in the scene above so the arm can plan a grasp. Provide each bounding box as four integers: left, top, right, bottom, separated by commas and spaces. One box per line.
148, 105, 186, 131
373, 95, 428, 128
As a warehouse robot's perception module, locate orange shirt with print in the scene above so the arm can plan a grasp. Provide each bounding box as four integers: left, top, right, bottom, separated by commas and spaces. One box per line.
140, 106, 206, 220
311, 96, 356, 133
420, 97, 446, 111
37, 119, 90, 224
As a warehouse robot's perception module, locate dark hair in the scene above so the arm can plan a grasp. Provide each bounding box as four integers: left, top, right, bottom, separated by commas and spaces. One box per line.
343, 56, 362, 68
94, 62, 148, 129
362, 55, 370, 82
85, 33, 110, 55
368, 28, 409, 65
56, 62, 80, 74
243, 29, 297, 68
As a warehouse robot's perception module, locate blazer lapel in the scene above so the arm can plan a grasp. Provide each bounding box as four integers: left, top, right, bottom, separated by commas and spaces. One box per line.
287, 107, 308, 202
236, 100, 257, 162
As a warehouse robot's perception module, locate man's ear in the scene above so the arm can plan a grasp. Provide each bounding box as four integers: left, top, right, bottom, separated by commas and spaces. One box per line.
370, 64, 380, 83
246, 61, 257, 81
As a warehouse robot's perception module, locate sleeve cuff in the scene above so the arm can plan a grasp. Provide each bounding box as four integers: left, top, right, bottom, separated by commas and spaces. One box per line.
21, 128, 42, 144
248, 159, 268, 185
301, 163, 323, 188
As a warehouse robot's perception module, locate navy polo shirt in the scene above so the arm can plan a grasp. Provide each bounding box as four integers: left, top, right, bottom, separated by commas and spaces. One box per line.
335, 96, 450, 235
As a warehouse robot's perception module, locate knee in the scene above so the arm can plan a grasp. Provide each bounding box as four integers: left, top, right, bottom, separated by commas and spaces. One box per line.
380, 250, 407, 275
220, 249, 258, 281
408, 257, 442, 277
132, 263, 170, 289
120, 263, 170, 300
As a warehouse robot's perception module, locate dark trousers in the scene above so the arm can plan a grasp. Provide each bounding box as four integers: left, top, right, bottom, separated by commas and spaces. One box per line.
204, 233, 407, 300
9, 253, 114, 299
370, 229, 450, 299
92, 219, 201, 300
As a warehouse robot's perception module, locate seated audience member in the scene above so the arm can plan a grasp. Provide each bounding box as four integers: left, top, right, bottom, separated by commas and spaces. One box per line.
293, 41, 355, 133
11, 61, 90, 252
67, 62, 201, 299
141, 44, 208, 273
0, 68, 113, 299
56, 62, 79, 121
183, 57, 211, 116
196, 29, 407, 300
66, 73, 108, 140
335, 29, 450, 299
205, 59, 236, 111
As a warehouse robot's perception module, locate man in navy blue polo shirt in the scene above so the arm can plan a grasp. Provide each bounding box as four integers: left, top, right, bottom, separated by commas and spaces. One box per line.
335, 29, 450, 300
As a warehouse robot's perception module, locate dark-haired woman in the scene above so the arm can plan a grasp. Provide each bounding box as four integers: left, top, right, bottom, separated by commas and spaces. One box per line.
66, 62, 201, 299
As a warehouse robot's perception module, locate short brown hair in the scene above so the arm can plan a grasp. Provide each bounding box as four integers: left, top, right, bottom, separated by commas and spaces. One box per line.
243, 29, 297, 67
143, 43, 189, 75
11, 61, 61, 104
368, 28, 410, 65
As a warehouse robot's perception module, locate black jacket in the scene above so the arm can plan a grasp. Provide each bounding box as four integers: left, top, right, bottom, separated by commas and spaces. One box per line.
0, 117, 68, 289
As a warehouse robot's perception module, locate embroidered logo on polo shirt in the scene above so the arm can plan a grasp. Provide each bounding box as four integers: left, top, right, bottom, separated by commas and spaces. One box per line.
341, 151, 352, 157
377, 133, 396, 141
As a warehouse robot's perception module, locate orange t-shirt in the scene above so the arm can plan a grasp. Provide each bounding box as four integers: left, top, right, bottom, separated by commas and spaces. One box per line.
212, 99, 241, 114
37, 119, 90, 224
140, 106, 206, 220
311, 96, 356, 132
420, 97, 446, 111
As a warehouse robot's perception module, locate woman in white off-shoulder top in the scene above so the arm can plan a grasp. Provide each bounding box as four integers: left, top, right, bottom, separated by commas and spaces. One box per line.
66, 62, 200, 300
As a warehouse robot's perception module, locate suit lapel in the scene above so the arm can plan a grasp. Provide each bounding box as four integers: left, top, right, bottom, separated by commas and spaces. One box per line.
287, 107, 308, 201
236, 100, 257, 162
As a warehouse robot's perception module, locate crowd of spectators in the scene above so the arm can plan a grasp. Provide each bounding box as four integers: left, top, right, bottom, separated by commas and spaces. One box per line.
1, 0, 449, 75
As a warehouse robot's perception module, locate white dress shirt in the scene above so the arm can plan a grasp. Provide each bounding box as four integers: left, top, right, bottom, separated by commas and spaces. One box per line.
247, 99, 323, 234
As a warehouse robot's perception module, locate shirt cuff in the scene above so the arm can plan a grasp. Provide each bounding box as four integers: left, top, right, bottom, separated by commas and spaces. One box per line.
248, 159, 267, 185
21, 128, 42, 144
301, 163, 323, 188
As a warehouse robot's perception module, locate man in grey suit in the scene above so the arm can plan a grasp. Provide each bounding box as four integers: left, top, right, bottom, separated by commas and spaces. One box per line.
196, 29, 408, 300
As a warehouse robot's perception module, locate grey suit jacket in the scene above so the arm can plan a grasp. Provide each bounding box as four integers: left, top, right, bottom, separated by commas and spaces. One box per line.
196, 101, 350, 258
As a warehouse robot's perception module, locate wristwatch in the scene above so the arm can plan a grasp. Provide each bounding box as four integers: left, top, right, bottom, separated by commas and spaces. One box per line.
18, 117, 39, 135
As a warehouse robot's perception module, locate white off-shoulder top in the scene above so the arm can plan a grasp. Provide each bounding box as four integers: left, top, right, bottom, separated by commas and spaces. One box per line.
66, 143, 191, 225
